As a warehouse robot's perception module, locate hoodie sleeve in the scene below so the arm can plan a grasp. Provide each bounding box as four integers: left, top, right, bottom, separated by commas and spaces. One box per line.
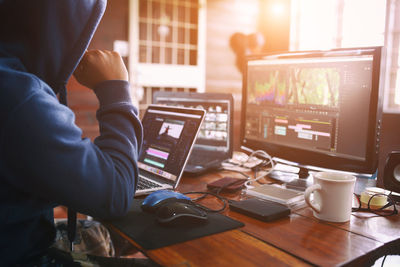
2, 77, 143, 219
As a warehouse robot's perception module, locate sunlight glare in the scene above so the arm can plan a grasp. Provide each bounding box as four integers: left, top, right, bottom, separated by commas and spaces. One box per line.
271, 3, 285, 16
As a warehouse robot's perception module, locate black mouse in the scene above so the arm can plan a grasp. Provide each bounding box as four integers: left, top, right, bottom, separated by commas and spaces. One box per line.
141, 190, 191, 212
155, 200, 208, 226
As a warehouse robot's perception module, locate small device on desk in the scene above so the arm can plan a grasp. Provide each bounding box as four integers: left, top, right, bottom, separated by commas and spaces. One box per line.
245, 184, 304, 206
229, 198, 290, 222
265, 163, 313, 191
207, 177, 247, 192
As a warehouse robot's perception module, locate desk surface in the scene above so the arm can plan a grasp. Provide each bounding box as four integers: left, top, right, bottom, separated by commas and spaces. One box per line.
112, 170, 400, 267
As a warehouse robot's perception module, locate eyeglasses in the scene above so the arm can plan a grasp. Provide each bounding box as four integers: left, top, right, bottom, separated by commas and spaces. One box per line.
352, 193, 398, 217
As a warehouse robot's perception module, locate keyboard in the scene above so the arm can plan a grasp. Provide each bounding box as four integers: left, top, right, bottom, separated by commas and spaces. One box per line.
137, 178, 162, 190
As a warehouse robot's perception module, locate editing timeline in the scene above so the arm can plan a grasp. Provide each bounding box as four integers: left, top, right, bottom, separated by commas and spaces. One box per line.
245, 110, 337, 153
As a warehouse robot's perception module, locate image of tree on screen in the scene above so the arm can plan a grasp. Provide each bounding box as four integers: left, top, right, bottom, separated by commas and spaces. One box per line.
247, 67, 340, 108
157, 119, 185, 146
288, 67, 340, 107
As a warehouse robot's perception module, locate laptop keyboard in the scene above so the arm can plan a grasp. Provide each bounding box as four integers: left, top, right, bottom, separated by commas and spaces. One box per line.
137, 178, 162, 190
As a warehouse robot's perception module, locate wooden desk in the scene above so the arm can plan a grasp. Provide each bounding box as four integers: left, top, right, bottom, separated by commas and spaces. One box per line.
112, 170, 400, 267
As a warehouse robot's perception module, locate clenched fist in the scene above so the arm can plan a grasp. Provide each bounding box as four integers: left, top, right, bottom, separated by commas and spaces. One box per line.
74, 50, 128, 89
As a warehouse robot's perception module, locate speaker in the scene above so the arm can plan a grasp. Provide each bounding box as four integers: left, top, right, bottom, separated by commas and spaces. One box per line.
383, 151, 400, 194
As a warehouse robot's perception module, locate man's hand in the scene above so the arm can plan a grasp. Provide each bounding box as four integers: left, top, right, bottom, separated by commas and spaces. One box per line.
73, 50, 128, 89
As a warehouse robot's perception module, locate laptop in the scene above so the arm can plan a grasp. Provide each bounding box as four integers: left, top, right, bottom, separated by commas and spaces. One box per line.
135, 104, 205, 196
153, 92, 234, 176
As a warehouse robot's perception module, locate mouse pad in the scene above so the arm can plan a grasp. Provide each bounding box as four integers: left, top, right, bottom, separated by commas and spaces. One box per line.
106, 199, 244, 250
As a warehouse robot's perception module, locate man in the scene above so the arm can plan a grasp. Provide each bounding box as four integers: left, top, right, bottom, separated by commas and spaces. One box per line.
0, 0, 143, 265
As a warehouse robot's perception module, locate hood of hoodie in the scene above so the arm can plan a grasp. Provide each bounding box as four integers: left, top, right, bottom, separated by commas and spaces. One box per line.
0, 0, 106, 93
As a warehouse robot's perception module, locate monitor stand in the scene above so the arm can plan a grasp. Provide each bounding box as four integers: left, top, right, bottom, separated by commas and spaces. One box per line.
268, 166, 313, 191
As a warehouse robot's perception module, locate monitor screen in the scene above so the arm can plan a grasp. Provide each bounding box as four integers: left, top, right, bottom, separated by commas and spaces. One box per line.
153, 92, 233, 154
138, 105, 205, 182
241, 47, 383, 175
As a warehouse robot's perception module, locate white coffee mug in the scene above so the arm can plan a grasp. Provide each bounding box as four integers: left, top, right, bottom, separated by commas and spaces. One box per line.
304, 172, 356, 223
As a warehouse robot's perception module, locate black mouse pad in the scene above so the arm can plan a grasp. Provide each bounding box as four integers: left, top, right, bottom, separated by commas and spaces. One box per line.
106, 199, 244, 250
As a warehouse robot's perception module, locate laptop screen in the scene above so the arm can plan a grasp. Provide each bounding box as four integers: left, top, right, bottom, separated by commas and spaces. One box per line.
153, 92, 233, 154
138, 105, 205, 182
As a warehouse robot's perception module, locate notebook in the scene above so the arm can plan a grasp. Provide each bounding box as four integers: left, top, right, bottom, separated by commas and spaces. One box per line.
135, 105, 205, 196
153, 92, 234, 176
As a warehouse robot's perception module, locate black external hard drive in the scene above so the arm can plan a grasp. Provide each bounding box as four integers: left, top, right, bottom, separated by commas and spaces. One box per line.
229, 198, 290, 222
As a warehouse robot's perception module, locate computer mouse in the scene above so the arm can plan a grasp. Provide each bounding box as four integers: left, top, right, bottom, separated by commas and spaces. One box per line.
155, 200, 208, 226
141, 190, 191, 212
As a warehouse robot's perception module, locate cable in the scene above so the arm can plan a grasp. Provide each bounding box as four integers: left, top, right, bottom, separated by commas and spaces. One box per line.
243, 149, 275, 188
183, 191, 228, 213
187, 150, 275, 213
381, 255, 387, 267
219, 168, 251, 180
221, 152, 256, 171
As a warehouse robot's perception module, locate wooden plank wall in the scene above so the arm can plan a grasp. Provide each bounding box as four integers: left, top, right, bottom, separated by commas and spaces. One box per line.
205, 0, 260, 150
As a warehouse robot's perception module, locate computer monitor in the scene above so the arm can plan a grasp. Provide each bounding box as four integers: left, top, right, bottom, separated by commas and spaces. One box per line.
153, 91, 233, 155
241, 47, 383, 184
153, 91, 234, 175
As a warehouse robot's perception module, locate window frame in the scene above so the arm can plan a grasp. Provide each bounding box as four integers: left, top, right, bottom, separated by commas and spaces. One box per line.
128, 0, 206, 111
383, 0, 400, 113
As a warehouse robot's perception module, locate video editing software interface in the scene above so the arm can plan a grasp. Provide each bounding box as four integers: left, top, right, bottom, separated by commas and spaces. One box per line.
244, 51, 376, 162
155, 97, 230, 152
138, 108, 203, 181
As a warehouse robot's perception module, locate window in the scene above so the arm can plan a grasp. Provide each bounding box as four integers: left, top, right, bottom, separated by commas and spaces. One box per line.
137, 0, 199, 65
290, 0, 400, 113
290, 0, 386, 50
383, 0, 400, 113
129, 0, 206, 114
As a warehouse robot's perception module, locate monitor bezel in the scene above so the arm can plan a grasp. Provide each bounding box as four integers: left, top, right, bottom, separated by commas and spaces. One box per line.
240, 46, 383, 174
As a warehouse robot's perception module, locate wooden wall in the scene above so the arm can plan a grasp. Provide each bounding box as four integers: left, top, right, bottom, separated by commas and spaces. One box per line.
258, 0, 291, 53
205, 0, 260, 150
205, 0, 291, 150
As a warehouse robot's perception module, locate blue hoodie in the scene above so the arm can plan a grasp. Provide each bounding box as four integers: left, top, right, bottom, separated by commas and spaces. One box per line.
0, 0, 143, 264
